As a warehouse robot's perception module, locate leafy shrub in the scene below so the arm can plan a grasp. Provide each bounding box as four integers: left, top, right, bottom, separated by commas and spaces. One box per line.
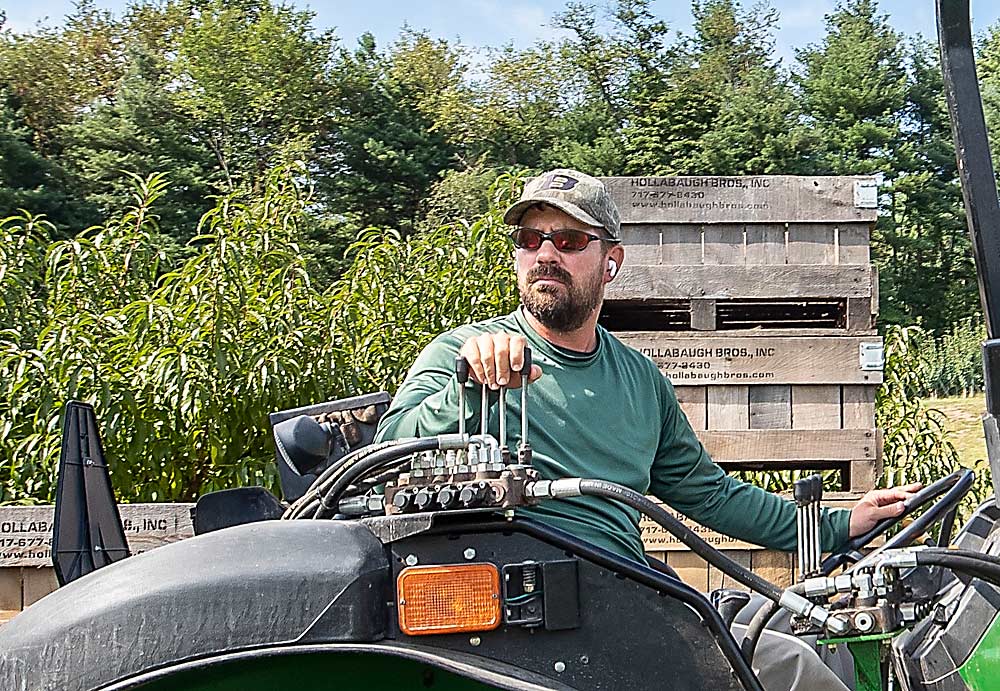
0, 169, 524, 504
917, 316, 986, 398
331, 172, 521, 395
0, 169, 340, 502
879, 325, 992, 516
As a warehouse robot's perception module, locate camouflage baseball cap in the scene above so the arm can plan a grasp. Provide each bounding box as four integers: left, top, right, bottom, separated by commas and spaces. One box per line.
503, 168, 621, 240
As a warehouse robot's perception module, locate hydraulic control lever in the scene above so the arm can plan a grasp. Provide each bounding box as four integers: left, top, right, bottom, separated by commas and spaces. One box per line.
455, 356, 469, 438
795, 475, 823, 580
518, 347, 533, 467
382, 348, 540, 516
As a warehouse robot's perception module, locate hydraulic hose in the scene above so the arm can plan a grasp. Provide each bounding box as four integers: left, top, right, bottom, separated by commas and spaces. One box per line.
575, 479, 785, 604
284, 439, 405, 519
740, 590, 793, 664
312, 437, 442, 519
908, 548, 1000, 588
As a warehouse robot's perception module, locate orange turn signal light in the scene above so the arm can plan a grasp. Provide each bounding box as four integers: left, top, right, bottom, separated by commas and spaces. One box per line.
397, 563, 502, 636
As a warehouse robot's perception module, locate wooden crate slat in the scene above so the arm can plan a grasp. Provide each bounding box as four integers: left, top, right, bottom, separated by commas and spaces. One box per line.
751, 550, 794, 589
745, 223, 786, 265
619, 224, 663, 265
703, 224, 745, 265
603, 299, 857, 332
620, 334, 884, 385
665, 552, 710, 592
749, 385, 791, 429
0, 568, 21, 611
847, 297, 874, 331
842, 385, 877, 428
22, 567, 58, 607
0, 503, 195, 568
690, 298, 717, 330
792, 385, 842, 429
661, 225, 703, 265
699, 429, 876, 461
787, 223, 837, 265
604, 176, 879, 225
608, 265, 873, 301
838, 224, 871, 264
707, 386, 749, 429
676, 386, 707, 430
871, 265, 881, 316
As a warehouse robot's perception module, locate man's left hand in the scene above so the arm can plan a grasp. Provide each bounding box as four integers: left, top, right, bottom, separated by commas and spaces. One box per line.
849, 483, 922, 538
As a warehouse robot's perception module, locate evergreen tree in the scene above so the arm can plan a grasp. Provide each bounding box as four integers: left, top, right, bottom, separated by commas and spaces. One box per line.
795, 0, 908, 174
61, 46, 219, 247
316, 32, 457, 233
979, 23, 1000, 174
878, 39, 977, 328
0, 96, 97, 233
623, 0, 801, 175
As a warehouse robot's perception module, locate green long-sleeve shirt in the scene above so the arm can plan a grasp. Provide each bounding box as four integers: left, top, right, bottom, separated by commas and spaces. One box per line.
375, 308, 851, 562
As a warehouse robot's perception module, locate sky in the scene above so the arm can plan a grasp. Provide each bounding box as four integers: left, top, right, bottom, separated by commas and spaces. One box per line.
4, 0, 1000, 67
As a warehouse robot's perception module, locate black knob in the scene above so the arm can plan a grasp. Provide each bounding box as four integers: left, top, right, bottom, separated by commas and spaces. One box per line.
455, 357, 470, 384
414, 489, 434, 511
392, 490, 414, 512
810, 475, 823, 501
793, 477, 810, 505
460, 484, 487, 508
437, 485, 459, 509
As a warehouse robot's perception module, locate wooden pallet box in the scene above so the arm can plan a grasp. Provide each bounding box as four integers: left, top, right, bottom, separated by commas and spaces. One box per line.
600, 175, 879, 334
599, 175, 883, 589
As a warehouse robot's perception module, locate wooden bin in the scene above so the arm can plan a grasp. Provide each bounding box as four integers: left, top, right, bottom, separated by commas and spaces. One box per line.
598, 175, 883, 587
0, 503, 194, 624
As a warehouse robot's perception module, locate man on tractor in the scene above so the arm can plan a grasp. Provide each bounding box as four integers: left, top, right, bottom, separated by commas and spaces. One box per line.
375, 168, 920, 689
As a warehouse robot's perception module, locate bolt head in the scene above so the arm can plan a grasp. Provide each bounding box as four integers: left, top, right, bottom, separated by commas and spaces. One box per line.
404, 554, 418, 566
554, 661, 566, 673
469, 636, 481, 647
463, 548, 476, 560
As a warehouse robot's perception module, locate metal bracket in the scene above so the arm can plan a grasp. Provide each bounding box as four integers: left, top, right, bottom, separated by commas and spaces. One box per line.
859, 342, 885, 371
854, 179, 879, 209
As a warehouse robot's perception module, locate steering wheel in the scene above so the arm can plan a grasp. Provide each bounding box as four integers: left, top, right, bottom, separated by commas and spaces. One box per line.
820, 469, 975, 574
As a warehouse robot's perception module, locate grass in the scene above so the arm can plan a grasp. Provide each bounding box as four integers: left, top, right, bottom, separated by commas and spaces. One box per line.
929, 393, 988, 468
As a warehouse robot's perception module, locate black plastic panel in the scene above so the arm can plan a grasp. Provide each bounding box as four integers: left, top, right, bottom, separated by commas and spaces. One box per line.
52, 401, 130, 585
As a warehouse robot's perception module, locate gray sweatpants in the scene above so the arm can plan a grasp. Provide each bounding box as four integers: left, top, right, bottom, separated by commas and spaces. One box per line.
732, 594, 854, 691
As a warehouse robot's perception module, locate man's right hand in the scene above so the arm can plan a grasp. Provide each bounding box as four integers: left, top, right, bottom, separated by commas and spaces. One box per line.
459, 332, 543, 390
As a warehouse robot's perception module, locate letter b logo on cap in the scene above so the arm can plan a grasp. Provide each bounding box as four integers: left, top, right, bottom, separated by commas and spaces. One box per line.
542, 174, 578, 191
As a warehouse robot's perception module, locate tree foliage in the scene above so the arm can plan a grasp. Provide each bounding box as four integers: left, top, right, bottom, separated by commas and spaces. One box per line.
4, 0, 1000, 503
0, 170, 523, 503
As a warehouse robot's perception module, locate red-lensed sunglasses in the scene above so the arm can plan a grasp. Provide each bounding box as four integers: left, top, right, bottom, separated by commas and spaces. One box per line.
508, 227, 619, 252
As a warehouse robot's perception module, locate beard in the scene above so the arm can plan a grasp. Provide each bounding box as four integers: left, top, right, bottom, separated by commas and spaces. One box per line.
520, 261, 605, 333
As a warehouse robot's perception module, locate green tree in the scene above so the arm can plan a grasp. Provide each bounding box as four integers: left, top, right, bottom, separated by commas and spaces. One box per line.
0, 96, 97, 232
0, 1, 124, 155
172, 0, 338, 191
876, 38, 977, 328
317, 32, 458, 233
795, 0, 908, 174
624, 0, 801, 175
60, 46, 220, 247
980, 22, 1000, 174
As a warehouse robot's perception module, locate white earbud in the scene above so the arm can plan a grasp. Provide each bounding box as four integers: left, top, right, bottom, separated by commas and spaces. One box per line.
608, 259, 618, 277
